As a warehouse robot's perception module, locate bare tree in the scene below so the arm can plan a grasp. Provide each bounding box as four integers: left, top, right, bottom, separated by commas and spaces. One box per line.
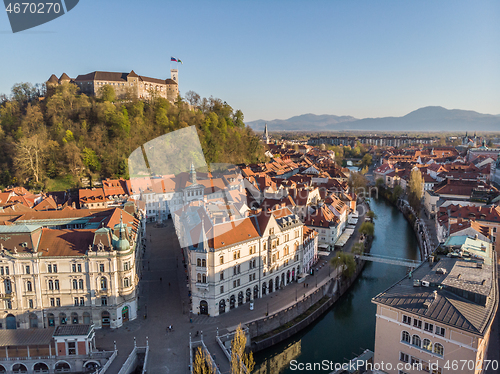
185, 90, 201, 107
13, 133, 47, 183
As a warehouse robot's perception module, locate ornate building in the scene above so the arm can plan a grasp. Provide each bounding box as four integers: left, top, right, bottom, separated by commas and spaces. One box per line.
0, 208, 143, 330
46, 69, 179, 102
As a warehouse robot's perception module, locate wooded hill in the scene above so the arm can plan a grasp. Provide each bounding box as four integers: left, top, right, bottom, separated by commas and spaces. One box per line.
0, 83, 266, 191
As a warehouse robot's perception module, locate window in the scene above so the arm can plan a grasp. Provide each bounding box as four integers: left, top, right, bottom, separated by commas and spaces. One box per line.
72, 280, 78, 290
72, 264, 76, 272
400, 352, 409, 363
431, 367, 442, 374
26, 281, 32, 292
219, 256, 224, 265
249, 275, 252, 282
26, 265, 30, 274
79, 297, 85, 306
422, 339, 432, 351
402, 315, 411, 325
237, 279, 240, 286
99, 264, 105, 272
77, 264, 82, 272
50, 298, 55, 307
233, 280, 236, 288
263, 257, 267, 265
74, 297, 79, 306
197, 273, 201, 282
220, 272, 224, 281
101, 296, 107, 306
124, 262, 129, 271
124, 278, 130, 287
412, 335, 421, 348
202, 274, 206, 283
100, 277, 107, 290
56, 298, 60, 306
5, 300, 12, 309
53, 265, 57, 273
220, 285, 224, 293
401, 331, 410, 343
79, 279, 84, 290
202, 259, 206, 267
48, 280, 54, 290
433, 343, 444, 356
68, 342, 76, 355
55, 280, 60, 290
413, 319, 422, 329
435, 326, 445, 337
424, 322, 433, 333
421, 361, 430, 372
197, 258, 201, 267
48, 264, 52, 273
28, 299, 33, 309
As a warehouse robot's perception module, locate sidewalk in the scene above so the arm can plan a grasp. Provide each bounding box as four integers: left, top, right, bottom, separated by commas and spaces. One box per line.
95, 203, 367, 373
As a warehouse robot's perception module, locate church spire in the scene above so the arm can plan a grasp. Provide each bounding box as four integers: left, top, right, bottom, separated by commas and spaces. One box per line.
190, 162, 197, 184
263, 123, 270, 144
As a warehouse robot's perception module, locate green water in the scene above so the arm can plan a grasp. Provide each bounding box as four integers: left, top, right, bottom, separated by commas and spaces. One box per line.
254, 197, 421, 374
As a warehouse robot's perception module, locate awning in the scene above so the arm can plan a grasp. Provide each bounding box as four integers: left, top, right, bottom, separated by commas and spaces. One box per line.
348, 218, 358, 225
318, 244, 330, 250
335, 228, 355, 247
317, 251, 330, 256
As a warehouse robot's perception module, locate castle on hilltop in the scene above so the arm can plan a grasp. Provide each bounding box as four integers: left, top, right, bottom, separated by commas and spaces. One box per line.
46, 69, 179, 102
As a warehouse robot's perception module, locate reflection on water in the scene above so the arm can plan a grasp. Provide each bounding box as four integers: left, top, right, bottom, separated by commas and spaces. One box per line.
254, 340, 302, 374
254, 198, 420, 373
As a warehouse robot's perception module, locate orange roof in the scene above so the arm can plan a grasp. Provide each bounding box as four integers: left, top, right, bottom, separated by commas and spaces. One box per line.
38, 229, 95, 257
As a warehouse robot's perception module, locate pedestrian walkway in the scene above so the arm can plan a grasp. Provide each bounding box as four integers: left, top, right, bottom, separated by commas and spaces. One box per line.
95, 202, 368, 373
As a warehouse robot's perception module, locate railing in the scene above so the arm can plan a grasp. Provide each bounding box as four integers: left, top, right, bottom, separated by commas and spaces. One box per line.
98, 349, 117, 374
117, 347, 137, 374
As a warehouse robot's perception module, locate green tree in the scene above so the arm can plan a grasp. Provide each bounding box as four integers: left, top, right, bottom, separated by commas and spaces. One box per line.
375, 177, 384, 188
366, 210, 377, 220
330, 251, 356, 279
99, 85, 116, 102
82, 147, 101, 172
408, 168, 424, 213
392, 185, 404, 202
359, 221, 375, 237
230, 325, 255, 374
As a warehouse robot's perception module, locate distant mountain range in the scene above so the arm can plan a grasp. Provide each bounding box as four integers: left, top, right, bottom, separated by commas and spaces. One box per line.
246, 106, 500, 132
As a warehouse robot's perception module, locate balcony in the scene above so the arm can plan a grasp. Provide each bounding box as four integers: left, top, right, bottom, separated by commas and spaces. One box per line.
0, 292, 14, 299
195, 282, 209, 291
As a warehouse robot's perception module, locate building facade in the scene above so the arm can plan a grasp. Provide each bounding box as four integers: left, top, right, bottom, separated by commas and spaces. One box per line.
0, 209, 143, 331
183, 207, 304, 317
372, 237, 498, 374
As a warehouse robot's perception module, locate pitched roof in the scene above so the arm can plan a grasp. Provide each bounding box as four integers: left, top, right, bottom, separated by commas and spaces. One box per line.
0, 327, 55, 347
38, 229, 95, 257
54, 324, 93, 336
59, 73, 71, 81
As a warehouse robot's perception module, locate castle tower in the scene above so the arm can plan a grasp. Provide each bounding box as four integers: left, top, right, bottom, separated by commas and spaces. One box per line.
171, 69, 178, 84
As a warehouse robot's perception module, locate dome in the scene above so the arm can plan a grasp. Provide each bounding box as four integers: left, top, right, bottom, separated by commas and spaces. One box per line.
113, 212, 130, 251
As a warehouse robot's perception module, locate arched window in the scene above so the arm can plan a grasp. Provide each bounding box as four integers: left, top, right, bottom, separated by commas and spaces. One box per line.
422, 338, 432, 351
100, 277, 107, 290
48, 280, 54, 290
202, 259, 206, 267
72, 280, 78, 290
55, 280, 59, 290
412, 334, 421, 348
434, 343, 444, 356
197, 259, 201, 267
401, 331, 410, 343
202, 274, 207, 283
59, 313, 67, 325
78, 279, 84, 290
253, 259, 256, 268
197, 273, 201, 282
26, 281, 32, 292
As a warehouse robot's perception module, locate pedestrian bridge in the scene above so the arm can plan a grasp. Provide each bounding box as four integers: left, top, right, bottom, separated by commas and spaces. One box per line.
354, 253, 421, 269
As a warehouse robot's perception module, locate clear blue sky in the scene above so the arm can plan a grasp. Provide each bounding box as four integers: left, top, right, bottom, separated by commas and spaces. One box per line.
1, 0, 499, 122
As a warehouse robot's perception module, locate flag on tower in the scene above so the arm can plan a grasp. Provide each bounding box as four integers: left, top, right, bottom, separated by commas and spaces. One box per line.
178, 59, 183, 64
171, 57, 177, 62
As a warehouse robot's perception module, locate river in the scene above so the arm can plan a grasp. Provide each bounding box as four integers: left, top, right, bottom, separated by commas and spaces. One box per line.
253, 197, 421, 374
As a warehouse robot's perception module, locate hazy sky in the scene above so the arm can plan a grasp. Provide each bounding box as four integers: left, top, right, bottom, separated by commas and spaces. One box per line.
1, 0, 499, 122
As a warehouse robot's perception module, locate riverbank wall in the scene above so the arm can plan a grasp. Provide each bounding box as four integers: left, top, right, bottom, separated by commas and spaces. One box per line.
249, 258, 367, 352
